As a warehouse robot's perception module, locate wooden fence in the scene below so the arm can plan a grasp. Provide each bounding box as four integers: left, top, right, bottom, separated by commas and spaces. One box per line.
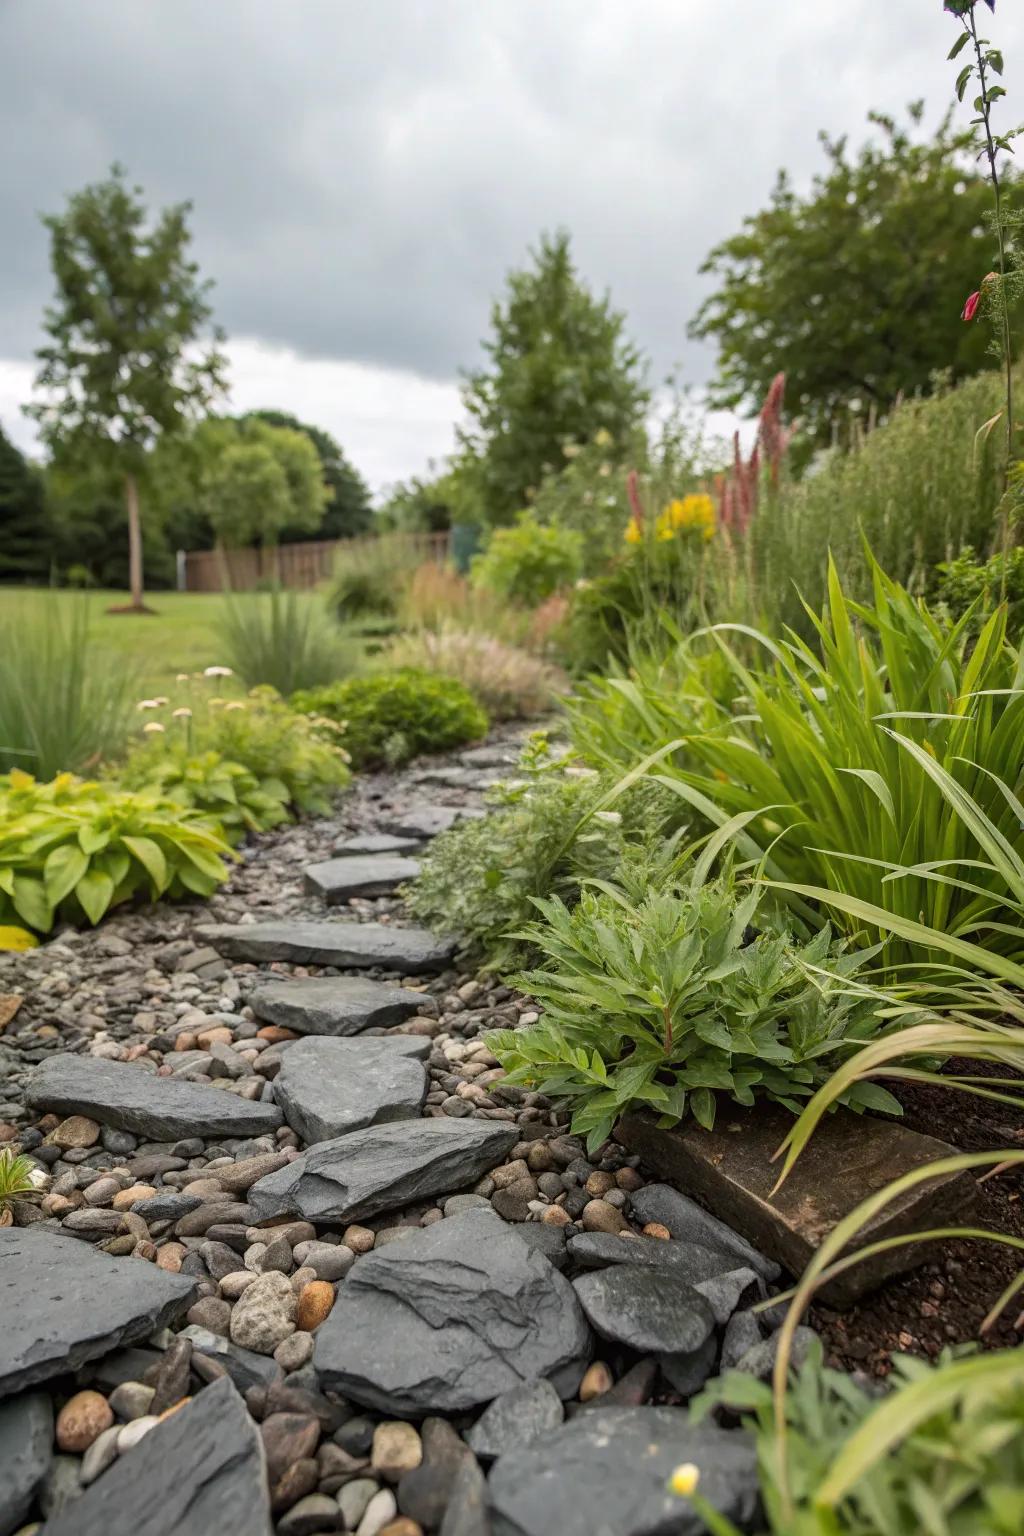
181, 531, 451, 592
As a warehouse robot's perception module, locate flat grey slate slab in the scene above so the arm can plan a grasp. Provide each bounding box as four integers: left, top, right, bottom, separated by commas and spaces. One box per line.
40, 1375, 271, 1536
488, 1407, 759, 1536
197, 920, 456, 973
304, 854, 421, 903
315, 1210, 592, 1414
248, 1117, 517, 1224
273, 1036, 427, 1143
0, 1227, 197, 1398
0, 1391, 51, 1536
248, 975, 424, 1036
25, 1055, 282, 1140
380, 805, 485, 840
572, 1266, 716, 1355
566, 1231, 739, 1284
333, 832, 423, 857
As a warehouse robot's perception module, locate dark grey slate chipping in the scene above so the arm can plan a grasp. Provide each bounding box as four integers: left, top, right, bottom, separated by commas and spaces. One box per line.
572, 1265, 715, 1355
315, 1210, 592, 1414
24, 1055, 282, 1139
566, 1231, 740, 1284
0, 1391, 52, 1536
0, 1227, 196, 1399
248, 976, 424, 1037
273, 1036, 427, 1143
196, 920, 456, 973
512, 1222, 568, 1270
178, 1326, 281, 1393
628, 1184, 781, 1281
304, 855, 421, 902
658, 1334, 719, 1398
488, 1407, 760, 1536
333, 832, 423, 856
248, 1117, 517, 1224
40, 1375, 271, 1536
694, 1266, 764, 1326
465, 1379, 564, 1461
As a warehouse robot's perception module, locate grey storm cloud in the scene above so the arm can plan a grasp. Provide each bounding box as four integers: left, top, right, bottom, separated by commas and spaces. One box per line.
1, 0, 1021, 390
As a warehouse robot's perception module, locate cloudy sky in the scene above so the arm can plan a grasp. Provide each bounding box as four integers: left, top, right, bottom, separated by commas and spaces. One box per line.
1, 0, 1020, 494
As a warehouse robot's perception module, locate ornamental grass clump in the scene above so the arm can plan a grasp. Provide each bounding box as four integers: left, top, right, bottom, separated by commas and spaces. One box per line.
388, 625, 568, 721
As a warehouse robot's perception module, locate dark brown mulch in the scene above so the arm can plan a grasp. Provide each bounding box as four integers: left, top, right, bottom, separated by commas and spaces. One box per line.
811, 1059, 1024, 1378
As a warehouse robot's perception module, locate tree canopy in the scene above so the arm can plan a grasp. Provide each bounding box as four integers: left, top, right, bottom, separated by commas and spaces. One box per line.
0, 426, 50, 582
247, 410, 373, 538
689, 104, 1013, 444
458, 231, 649, 524
27, 164, 226, 607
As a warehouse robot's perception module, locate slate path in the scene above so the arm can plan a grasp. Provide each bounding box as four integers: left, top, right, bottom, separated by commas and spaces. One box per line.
0, 729, 782, 1536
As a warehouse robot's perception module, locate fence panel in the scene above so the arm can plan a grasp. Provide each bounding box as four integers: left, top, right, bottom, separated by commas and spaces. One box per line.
181, 531, 451, 593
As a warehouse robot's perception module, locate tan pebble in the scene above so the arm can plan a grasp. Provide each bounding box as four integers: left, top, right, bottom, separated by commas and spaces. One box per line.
56, 1390, 113, 1452
540, 1204, 572, 1228
579, 1361, 614, 1402
490, 1160, 530, 1189
256, 1025, 298, 1043
615, 1167, 644, 1191
173, 1033, 198, 1053
525, 1142, 555, 1172
290, 1265, 317, 1294
584, 1171, 617, 1198
124, 1043, 150, 1062
112, 1184, 156, 1211
41, 1194, 76, 1218
197, 1026, 234, 1047
181, 1178, 224, 1198
45, 1115, 100, 1150
116, 1415, 158, 1452
296, 1280, 335, 1331
371, 1420, 423, 1481
342, 1224, 375, 1253
155, 1242, 187, 1273
379, 1521, 423, 1536
157, 1397, 190, 1421
132, 1240, 158, 1262
581, 1199, 628, 1234
642, 1222, 671, 1241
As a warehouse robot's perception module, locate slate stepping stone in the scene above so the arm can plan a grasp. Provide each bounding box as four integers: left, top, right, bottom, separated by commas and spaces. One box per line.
0, 1391, 51, 1536
249, 976, 424, 1036
380, 805, 485, 840
572, 1266, 716, 1355
25, 1054, 282, 1140
333, 833, 423, 856
460, 745, 519, 768
315, 1210, 592, 1414
304, 854, 421, 903
489, 1408, 759, 1536
41, 1375, 271, 1536
414, 767, 502, 790
273, 1037, 427, 1143
248, 1117, 518, 1224
197, 920, 456, 973
0, 1228, 196, 1398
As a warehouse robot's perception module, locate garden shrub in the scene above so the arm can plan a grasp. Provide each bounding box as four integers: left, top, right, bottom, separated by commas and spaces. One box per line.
471, 511, 583, 606
388, 625, 567, 720
117, 748, 291, 843
291, 668, 487, 769
488, 862, 890, 1152
936, 542, 1024, 636
217, 587, 355, 695
406, 740, 688, 964
0, 770, 233, 934
326, 534, 425, 623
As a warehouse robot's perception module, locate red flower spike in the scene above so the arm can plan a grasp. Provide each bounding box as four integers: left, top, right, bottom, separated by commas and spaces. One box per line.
962, 290, 981, 322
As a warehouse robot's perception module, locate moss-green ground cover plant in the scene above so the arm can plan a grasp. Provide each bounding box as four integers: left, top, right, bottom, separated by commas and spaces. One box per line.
487, 855, 893, 1152
292, 668, 488, 769
0, 770, 233, 933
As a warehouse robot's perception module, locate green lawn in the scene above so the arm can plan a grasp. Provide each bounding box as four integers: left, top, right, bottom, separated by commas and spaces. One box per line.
0, 588, 323, 697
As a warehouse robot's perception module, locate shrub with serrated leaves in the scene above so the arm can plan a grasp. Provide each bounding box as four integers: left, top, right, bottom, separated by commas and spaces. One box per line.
488, 866, 892, 1153
117, 748, 291, 843
292, 668, 488, 769
0, 770, 233, 933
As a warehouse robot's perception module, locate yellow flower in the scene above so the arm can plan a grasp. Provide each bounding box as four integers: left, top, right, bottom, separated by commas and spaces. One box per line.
593, 428, 613, 447
668, 1463, 700, 1498
660, 493, 716, 541
624, 517, 643, 545
172, 707, 192, 719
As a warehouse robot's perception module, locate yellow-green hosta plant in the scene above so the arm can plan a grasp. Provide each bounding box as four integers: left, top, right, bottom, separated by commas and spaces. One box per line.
0, 770, 233, 934
117, 748, 291, 843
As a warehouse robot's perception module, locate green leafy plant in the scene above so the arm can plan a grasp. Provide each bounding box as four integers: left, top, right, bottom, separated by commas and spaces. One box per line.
292, 668, 488, 770
935, 540, 1024, 632
0, 769, 233, 933
0, 1148, 45, 1220
217, 587, 354, 695
471, 511, 584, 606
0, 598, 136, 778
326, 534, 428, 623
488, 860, 890, 1153
117, 747, 291, 843
387, 624, 567, 721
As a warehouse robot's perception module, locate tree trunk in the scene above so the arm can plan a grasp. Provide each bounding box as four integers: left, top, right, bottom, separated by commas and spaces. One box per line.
125, 472, 144, 610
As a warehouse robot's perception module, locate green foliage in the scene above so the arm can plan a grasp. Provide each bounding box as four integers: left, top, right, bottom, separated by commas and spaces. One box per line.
936, 541, 1024, 634
0, 769, 232, 933
564, 532, 713, 674
216, 587, 354, 695
574, 559, 1024, 967
690, 1340, 1024, 1536
0, 425, 50, 582
292, 668, 487, 770
458, 230, 649, 525
0, 1149, 44, 1210
489, 864, 888, 1154
246, 410, 373, 539
326, 535, 427, 623
690, 105, 1015, 444
27, 165, 226, 606
406, 744, 682, 962
116, 747, 291, 843
471, 512, 583, 606
0, 598, 136, 778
